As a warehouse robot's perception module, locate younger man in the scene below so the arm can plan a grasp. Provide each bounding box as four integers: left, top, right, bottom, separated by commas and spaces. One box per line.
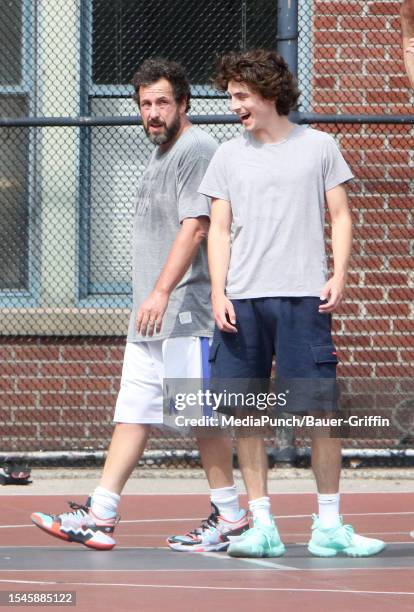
198, 49, 385, 558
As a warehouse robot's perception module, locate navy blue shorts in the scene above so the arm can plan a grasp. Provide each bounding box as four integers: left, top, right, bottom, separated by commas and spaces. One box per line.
208, 297, 339, 414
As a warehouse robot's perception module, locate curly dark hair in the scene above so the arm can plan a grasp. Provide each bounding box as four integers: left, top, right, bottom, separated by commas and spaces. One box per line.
132, 58, 191, 112
213, 49, 300, 116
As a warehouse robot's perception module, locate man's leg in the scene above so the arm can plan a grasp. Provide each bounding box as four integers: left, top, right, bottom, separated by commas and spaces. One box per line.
31, 341, 161, 550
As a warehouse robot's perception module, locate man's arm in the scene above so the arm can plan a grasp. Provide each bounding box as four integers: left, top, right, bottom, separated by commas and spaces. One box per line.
401, 0, 414, 87
319, 184, 353, 313
136, 216, 209, 336
208, 198, 237, 333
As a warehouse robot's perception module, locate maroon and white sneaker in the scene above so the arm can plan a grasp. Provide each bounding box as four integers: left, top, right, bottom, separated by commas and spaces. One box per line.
167, 503, 249, 552
31, 497, 118, 551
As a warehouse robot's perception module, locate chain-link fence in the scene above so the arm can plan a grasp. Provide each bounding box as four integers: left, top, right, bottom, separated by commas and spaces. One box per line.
1, 1, 413, 466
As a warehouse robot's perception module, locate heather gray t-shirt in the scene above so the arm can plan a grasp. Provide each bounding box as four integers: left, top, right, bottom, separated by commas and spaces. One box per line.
127, 126, 217, 342
198, 125, 353, 298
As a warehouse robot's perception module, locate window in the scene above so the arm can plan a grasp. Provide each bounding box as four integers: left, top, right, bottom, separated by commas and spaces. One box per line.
83, 0, 280, 300
0, 1, 32, 293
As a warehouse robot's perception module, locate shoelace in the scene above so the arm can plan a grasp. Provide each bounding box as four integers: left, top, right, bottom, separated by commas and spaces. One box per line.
59, 501, 90, 522
187, 510, 220, 537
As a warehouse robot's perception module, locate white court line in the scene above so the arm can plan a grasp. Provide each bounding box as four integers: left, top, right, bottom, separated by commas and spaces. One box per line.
0, 578, 414, 595
199, 550, 297, 571
3, 511, 414, 529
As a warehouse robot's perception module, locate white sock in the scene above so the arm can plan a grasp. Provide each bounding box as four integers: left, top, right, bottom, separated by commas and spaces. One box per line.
317, 492, 340, 529
210, 485, 240, 521
91, 486, 120, 520
249, 496, 273, 526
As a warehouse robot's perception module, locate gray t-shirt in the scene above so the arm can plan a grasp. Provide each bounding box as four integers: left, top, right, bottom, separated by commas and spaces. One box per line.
198, 125, 354, 298
127, 126, 217, 342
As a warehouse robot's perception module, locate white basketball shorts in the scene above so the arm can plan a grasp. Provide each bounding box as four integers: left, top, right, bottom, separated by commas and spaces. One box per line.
113, 336, 211, 424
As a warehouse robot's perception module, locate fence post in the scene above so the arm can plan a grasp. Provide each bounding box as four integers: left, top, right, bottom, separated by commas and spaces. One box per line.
277, 0, 299, 77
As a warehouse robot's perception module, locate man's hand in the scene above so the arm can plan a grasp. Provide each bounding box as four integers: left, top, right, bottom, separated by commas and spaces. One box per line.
136, 289, 169, 336
319, 275, 346, 313
212, 292, 237, 333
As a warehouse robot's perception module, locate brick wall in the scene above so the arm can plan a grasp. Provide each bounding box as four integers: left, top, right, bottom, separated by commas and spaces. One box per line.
1, 1, 413, 453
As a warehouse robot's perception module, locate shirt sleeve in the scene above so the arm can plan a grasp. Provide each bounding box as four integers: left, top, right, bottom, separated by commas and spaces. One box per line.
198, 146, 230, 201
323, 135, 354, 192
176, 155, 213, 223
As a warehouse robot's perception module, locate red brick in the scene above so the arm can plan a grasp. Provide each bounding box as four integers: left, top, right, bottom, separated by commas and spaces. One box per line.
354, 226, 386, 241
388, 226, 414, 240
17, 377, 64, 392
0, 347, 15, 360
389, 258, 414, 271
0, 378, 15, 391
367, 60, 405, 74
400, 379, 414, 391
316, 31, 364, 45
0, 408, 14, 421
388, 287, 414, 302
40, 363, 87, 377
365, 272, 409, 285
368, 2, 403, 15
61, 346, 108, 361
88, 363, 122, 377
13, 347, 60, 361
40, 393, 85, 407
389, 136, 414, 148
314, 76, 337, 89
365, 151, 410, 165
349, 196, 385, 210
348, 378, 398, 392
346, 288, 385, 300
373, 334, 413, 347
400, 350, 414, 362
363, 211, 409, 225
388, 167, 414, 181
342, 136, 386, 149
377, 365, 414, 376
338, 303, 361, 316
363, 181, 410, 195
389, 75, 413, 88
366, 303, 411, 317
340, 46, 386, 60
313, 47, 338, 60
66, 377, 113, 392
0, 393, 36, 407
86, 393, 117, 407
13, 407, 60, 421
39, 424, 89, 437
367, 91, 410, 104
314, 16, 338, 29
62, 408, 113, 421
1, 363, 39, 376
388, 197, 414, 209
337, 364, 374, 376
344, 319, 392, 333
315, 60, 363, 75
364, 240, 410, 256
353, 166, 386, 180
334, 335, 372, 348
341, 16, 387, 30
107, 347, 125, 361
393, 320, 414, 333
354, 348, 398, 363
2, 425, 38, 436
314, 91, 364, 104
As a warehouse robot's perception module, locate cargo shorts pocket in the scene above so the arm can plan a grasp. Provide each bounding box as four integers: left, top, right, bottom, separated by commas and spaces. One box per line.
208, 342, 221, 363
310, 344, 338, 365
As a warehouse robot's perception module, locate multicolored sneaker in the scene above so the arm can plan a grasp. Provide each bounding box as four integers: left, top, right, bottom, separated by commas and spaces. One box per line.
307, 514, 386, 557
31, 497, 118, 551
227, 518, 285, 558
167, 503, 249, 552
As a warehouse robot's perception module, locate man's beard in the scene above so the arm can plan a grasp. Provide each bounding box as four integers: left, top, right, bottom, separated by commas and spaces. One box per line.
144, 111, 181, 146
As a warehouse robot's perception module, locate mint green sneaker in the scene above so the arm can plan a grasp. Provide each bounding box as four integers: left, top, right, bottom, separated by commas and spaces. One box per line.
227, 519, 285, 558
307, 514, 386, 557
